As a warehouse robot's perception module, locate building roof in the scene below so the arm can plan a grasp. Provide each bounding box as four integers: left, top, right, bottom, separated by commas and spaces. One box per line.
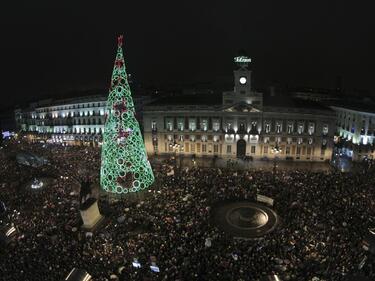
147, 93, 222, 106
263, 94, 333, 112
329, 99, 375, 114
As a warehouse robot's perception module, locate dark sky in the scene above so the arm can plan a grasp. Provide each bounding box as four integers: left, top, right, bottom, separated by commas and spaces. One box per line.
1, 1, 375, 110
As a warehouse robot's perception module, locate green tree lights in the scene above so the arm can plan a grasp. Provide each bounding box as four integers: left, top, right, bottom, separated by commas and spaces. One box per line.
100, 35, 154, 194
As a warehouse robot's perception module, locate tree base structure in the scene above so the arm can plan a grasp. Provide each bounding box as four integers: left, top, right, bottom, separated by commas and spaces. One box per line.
80, 199, 104, 230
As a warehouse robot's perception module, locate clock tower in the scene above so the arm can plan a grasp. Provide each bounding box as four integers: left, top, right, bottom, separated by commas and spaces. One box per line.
222, 55, 263, 108
234, 55, 252, 94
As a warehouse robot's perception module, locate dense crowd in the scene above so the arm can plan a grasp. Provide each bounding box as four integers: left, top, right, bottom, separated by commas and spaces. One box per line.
0, 138, 375, 281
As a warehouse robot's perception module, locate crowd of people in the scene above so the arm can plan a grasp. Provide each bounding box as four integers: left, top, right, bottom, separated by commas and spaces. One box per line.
0, 138, 375, 280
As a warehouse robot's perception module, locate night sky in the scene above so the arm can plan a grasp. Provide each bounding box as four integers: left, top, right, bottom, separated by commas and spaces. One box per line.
1, 1, 375, 110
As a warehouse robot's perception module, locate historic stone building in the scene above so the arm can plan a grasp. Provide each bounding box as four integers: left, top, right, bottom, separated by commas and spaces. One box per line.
14, 93, 151, 146
143, 56, 336, 161
332, 103, 375, 161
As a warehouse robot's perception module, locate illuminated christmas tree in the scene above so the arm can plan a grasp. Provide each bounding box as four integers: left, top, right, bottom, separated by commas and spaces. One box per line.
100, 35, 154, 194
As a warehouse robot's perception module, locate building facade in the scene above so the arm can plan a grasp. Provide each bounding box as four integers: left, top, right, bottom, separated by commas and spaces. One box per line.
15, 93, 151, 146
332, 105, 375, 160
143, 57, 336, 161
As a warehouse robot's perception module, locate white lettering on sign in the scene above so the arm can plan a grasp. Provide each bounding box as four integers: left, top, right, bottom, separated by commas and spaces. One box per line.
234, 56, 251, 63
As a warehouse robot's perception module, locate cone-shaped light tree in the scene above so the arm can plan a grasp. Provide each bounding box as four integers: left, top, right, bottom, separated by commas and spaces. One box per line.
100, 35, 154, 194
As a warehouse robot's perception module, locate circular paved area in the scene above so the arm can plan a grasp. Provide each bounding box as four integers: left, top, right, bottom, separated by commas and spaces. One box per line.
213, 201, 279, 239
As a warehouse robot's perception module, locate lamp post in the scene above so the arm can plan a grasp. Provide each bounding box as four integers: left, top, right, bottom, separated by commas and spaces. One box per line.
271, 144, 282, 180
169, 141, 183, 169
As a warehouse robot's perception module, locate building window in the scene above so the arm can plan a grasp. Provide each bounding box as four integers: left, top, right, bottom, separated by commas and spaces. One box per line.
285, 146, 290, 155
264, 146, 268, 154
226, 145, 232, 154
251, 146, 256, 154
297, 123, 304, 134
179, 135, 184, 142
202, 144, 207, 153
191, 143, 195, 153
213, 121, 220, 132
201, 135, 208, 142
265, 123, 271, 133
177, 119, 184, 131
152, 121, 157, 131
213, 144, 219, 153
322, 124, 329, 135
297, 137, 303, 145
166, 120, 173, 131
201, 119, 208, 131
296, 147, 301, 155
189, 119, 196, 131
213, 135, 220, 142
287, 137, 292, 144
308, 123, 315, 135
263, 137, 270, 144
276, 123, 282, 133
196, 143, 201, 153
308, 138, 313, 145
322, 139, 327, 146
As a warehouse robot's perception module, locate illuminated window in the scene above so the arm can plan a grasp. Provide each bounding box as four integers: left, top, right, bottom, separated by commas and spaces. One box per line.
189, 119, 196, 131
322, 124, 329, 135
213, 120, 220, 132
308, 123, 315, 135
276, 123, 282, 133
226, 145, 232, 154
201, 119, 208, 131
166, 120, 173, 131
297, 123, 304, 134
225, 134, 234, 142
265, 123, 271, 133
177, 119, 184, 131
151, 121, 157, 131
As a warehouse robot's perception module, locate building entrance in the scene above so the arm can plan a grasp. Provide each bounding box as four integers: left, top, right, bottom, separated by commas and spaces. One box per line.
237, 139, 246, 158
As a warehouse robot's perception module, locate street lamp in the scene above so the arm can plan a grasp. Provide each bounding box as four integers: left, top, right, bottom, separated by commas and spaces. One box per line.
169, 141, 183, 169
271, 144, 282, 180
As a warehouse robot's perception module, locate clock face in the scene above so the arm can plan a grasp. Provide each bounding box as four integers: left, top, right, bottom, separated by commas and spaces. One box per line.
239, 77, 247, 85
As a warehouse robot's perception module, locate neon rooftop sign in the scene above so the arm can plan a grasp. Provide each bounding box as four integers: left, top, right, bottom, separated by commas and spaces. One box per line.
234, 56, 251, 63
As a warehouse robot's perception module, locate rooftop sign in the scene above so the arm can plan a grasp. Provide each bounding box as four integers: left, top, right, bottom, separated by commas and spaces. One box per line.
234, 56, 251, 63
